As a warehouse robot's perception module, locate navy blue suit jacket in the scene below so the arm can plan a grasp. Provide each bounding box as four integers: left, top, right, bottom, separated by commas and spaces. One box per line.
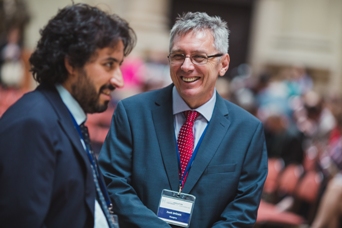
99, 84, 268, 228
0, 85, 96, 227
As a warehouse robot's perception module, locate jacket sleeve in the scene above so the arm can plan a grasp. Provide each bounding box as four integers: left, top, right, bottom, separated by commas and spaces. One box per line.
0, 117, 56, 227
98, 101, 171, 228
212, 122, 268, 227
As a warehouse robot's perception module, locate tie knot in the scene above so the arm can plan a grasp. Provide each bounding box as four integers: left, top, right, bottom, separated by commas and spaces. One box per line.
79, 122, 87, 129
184, 110, 199, 123
79, 122, 89, 137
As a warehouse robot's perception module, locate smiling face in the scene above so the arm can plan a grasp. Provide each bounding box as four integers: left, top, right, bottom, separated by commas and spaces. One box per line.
63, 41, 125, 113
169, 30, 230, 109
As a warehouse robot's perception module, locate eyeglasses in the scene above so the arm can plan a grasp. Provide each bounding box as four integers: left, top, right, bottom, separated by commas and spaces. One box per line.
168, 53, 224, 66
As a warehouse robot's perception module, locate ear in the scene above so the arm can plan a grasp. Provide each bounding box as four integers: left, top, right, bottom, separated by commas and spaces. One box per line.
219, 54, 230, 77
64, 57, 75, 76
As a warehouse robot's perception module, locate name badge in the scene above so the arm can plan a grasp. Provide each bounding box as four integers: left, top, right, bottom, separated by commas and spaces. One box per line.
157, 189, 196, 227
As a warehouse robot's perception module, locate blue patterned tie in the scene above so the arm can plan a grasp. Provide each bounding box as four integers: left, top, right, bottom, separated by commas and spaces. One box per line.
79, 123, 117, 228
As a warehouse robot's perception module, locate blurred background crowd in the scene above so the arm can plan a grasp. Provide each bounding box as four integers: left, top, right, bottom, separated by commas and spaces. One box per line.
0, 0, 342, 227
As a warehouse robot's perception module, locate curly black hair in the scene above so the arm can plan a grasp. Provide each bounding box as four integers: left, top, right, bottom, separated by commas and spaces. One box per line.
29, 3, 136, 86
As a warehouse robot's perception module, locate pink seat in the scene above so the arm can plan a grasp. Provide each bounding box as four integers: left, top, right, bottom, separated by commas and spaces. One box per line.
295, 170, 322, 203
264, 158, 284, 194
278, 164, 304, 195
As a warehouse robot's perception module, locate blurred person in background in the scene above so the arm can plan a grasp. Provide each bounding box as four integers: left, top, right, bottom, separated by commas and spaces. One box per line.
0, 3, 136, 227
0, 0, 30, 89
99, 12, 267, 228
310, 95, 342, 228
286, 65, 313, 96
296, 90, 336, 143
0, 27, 25, 115
263, 113, 304, 167
0, 26, 24, 88
0, 0, 31, 116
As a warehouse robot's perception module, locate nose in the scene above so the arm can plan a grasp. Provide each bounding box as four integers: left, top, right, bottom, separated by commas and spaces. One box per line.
180, 56, 194, 72
110, 67, 124, 88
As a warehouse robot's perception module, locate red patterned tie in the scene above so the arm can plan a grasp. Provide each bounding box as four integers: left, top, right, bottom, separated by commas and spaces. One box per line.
178, 110, 199, 184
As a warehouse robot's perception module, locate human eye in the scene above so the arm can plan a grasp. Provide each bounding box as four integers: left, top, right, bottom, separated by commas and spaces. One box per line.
192, 54, 207, 64
104, 61, 114, 69
170, 53, 185, 61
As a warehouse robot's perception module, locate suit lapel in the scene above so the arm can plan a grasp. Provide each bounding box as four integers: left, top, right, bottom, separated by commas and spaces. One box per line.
152, 85, 180, 191
57, 118, 88, 163
38, 85, 94, 212
183, 94, 231, 193
152, 87, 231, 193
38, 85, 89, 162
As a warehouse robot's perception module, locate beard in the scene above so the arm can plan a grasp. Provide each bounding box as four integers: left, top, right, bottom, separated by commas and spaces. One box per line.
70, 69, 114, 114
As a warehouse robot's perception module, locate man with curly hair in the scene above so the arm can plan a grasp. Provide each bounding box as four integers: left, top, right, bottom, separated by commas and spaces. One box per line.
0, 3, 136, 228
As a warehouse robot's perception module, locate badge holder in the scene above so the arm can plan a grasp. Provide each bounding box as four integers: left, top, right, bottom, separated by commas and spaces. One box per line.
157, 189, 196, 227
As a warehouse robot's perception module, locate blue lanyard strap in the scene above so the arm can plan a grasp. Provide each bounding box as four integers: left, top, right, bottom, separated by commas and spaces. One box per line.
68, 111, 112, 208
177, 123, 209, 188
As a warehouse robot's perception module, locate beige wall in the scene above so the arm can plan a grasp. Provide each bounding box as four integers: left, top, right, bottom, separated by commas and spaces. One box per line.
23, 0, 342, 94
249, 0, 342, 95
24, 0, 170, 59
25, 0, 86, 51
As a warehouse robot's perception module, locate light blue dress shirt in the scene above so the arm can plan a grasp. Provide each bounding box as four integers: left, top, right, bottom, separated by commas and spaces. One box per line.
172, 86, 216, 148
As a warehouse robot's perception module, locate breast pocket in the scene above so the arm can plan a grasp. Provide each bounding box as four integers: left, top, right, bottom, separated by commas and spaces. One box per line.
205, 163, 236, 175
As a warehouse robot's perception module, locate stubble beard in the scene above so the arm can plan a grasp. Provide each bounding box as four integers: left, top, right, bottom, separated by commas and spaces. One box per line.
71, 70, 109, 114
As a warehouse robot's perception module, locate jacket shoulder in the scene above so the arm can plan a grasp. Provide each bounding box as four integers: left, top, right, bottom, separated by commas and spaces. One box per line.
221, 96, 261, 126
120, 85, 172, 108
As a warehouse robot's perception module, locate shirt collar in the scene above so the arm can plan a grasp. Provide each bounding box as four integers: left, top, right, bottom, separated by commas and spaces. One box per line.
55, 84, 86, 125
172, 86, 216, 122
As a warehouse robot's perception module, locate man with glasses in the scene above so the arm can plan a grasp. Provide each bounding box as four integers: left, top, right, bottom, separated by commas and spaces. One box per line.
99, 12, 268, 227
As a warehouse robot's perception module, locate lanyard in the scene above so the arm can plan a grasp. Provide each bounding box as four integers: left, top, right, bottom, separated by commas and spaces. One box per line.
68, 111, 112, 208
177, 124, 209, 190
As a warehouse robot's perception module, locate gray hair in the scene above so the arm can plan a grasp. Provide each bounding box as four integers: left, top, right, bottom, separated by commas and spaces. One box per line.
169, 12, 229, 54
